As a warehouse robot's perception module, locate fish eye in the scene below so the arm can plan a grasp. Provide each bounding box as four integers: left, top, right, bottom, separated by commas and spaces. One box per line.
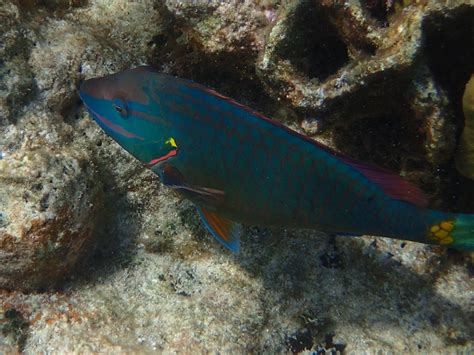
112, 97, 129, 118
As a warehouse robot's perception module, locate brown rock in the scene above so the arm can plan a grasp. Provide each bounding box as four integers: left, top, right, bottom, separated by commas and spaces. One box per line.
0, 144, 102, 291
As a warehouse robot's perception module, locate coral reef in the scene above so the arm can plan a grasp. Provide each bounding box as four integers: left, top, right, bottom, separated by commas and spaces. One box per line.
257, 1, 474, 204
0, 141, 101, 290
0, 0, 472, 353
0, 0, 160, 290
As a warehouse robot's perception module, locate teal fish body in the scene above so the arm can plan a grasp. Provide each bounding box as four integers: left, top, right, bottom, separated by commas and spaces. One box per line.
79, 67, 474, 252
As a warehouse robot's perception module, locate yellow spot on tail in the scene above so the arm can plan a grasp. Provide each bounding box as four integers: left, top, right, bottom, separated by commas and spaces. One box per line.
441, 221, 454, 231
166, 137, 178, 148
428, 220, 455, 245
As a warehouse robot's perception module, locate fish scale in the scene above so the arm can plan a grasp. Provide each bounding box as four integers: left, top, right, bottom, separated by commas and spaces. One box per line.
164, 79, 452, 232
79, 66, 474, 252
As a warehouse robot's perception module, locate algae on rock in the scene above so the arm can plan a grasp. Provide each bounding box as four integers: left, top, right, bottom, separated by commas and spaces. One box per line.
0, 127, 102, 290
0, 0, 165, 291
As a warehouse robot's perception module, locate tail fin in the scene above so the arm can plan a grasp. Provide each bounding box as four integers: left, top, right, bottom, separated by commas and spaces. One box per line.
451, 214, 474, 250
427, 214, 474, 250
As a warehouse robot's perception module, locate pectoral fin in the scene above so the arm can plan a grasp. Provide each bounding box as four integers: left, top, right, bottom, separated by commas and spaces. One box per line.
157, 163, 187, 188
197, 207, 241, 253
158, 164, 225, 205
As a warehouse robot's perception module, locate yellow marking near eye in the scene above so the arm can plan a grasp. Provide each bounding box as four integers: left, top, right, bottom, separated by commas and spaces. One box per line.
166, 137, 178, 148
427, 220, 455, 246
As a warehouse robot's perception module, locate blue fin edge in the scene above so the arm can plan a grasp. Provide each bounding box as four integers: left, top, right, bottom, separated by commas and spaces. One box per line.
197, 207, 240, 253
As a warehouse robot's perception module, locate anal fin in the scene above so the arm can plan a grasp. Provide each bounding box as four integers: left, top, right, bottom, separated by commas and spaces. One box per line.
197, 207, 241, 253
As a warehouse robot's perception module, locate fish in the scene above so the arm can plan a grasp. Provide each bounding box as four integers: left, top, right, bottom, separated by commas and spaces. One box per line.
79, 66, 474, 253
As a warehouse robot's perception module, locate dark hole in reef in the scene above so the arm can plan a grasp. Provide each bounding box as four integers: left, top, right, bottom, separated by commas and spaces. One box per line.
323, 332, 346, 353
61, 96, 83, 124
319, 236, 343, 269
332, 113, 425, 173
148, 34, 168, 47
422, 6, 474, 123
285, 329, 314, 353
2, 308, 29, 352
360, 0, 389, 24
423, 7, 474, 82
276, 2, 349, 81
319, 251, 343, 269
421, 6, 474, 212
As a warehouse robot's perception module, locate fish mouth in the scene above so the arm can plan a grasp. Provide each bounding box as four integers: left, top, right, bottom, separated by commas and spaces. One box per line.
145, 149, 178, 168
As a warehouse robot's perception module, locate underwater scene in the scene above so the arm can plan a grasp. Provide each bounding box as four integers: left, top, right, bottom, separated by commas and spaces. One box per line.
0, 0, 473, 353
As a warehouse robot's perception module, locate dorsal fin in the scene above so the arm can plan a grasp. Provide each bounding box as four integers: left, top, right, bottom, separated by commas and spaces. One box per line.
187, 81, 428, 207
340, 156, 428, 207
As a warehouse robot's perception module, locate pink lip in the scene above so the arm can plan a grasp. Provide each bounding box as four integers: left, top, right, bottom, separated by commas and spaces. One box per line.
145, 149, 178, 167
87, 105, 144, 141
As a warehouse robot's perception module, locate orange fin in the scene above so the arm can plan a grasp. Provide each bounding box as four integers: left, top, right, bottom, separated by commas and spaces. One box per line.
197, 207, 240, 253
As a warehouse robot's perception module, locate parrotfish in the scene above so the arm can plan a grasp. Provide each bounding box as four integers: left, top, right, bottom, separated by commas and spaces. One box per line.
79, 66, 474, 253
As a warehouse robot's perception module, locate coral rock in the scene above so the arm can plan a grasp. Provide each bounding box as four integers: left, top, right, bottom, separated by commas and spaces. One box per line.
0, 140, 101, 290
